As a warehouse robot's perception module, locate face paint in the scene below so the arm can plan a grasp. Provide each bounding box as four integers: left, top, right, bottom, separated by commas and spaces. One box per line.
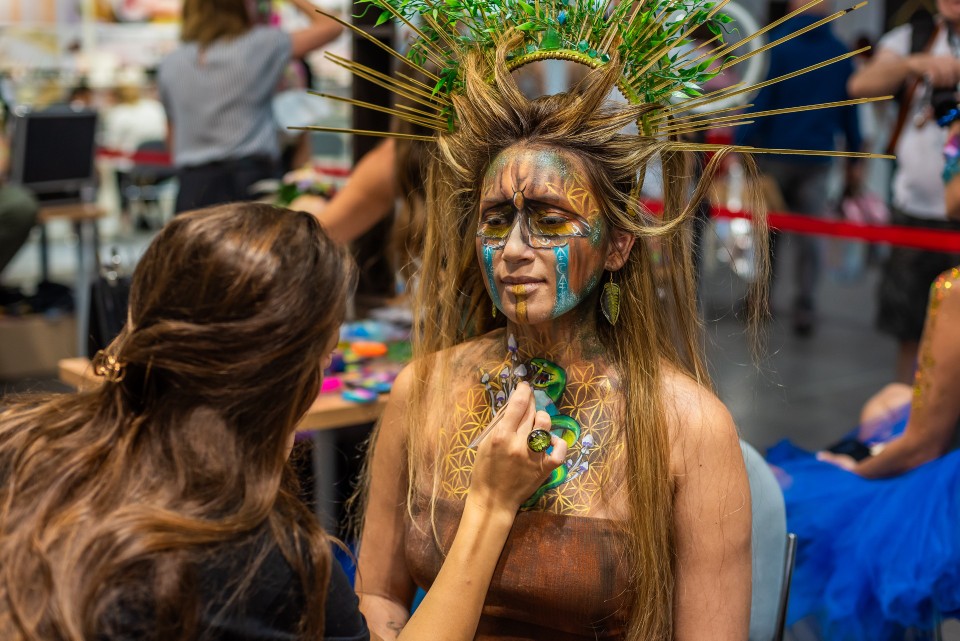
589, 219, 603, 247
477, 207, 592, 249
482, 244, 502, 312
476, 145, 617, 325
508, 284, 529, 322
553, 245, 576, 316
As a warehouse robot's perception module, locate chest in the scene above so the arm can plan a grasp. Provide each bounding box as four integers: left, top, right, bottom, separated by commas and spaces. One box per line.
434, 357, 625, 516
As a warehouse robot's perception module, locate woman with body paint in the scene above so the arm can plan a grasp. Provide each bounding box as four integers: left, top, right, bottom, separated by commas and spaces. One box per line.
352, 49, 762, 641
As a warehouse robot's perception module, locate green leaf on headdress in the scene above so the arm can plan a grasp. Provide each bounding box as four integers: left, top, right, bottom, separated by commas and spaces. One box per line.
516, 21, 537, 31
541, 27, 562, 50
518, 0, 535, 16
375, 10, 392, 26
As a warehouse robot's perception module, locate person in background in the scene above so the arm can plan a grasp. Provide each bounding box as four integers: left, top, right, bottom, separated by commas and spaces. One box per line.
848, 0, 960, 383
159, 0, 342, 213
0, 101, 38, 307
102, 70, 167, 161
765, 104, 960, 641
294, 139, 398, 244
736, 0, 862, 336
102, 69, 169, 224
944, 119, 960, 220
0, 202, 567, 641
68, 82, 94, 110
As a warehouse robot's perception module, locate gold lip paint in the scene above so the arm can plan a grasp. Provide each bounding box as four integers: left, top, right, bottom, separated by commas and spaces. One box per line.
507, 284, 529, 321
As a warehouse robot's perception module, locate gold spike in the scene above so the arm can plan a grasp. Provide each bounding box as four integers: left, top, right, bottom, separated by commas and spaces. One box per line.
373, 1, 449, 67
704, 0, 733, 20
661, 141, 893, 160
707, 0, 834, 62
325, 59, 451, 113
474, 3, 498, 36
395, 101, 440, 117
308, 91, 447, 129
327, 52, 447, 103
598, 0, 635, 54
325, 53, 450, 105
661, 33, 725, 81
628, 3, 712, 83
649, 0, 731, 74
575, 0, 594, 47
661, 80, 746, 113
419, 9, 460, 51
724, 9, 868, 72
660, 119, 755, 137
663, 95, 891, 132
289, 126, 436, 142
651, 101, 752, 126
646, 33, 725, 96
314, 9, 441, 83
593, 0, 616, 40
325, 59, 445, 112
628, 0, 677, 49
665, 48, 861, 117
621, 2, 646, 37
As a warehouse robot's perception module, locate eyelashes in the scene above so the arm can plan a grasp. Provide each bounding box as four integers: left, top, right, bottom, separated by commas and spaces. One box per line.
477, 208, 592, 248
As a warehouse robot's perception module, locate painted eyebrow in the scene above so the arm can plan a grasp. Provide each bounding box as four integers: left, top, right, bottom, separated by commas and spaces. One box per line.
479, 194, 577, 212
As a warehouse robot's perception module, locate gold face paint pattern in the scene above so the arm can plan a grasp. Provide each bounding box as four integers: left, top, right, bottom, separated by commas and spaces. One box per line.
476, 146, 611, 326
441, 352, 623, 516
913, 267, 960, 411
508, 284, 529, 322
477, 149, 601, 250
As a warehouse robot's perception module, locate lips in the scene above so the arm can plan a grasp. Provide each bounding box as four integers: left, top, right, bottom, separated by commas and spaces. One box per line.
500, 276, 544, 285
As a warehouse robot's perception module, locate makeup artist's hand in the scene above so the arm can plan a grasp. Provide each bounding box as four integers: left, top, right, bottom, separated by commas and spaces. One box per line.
468, 382, 568, 512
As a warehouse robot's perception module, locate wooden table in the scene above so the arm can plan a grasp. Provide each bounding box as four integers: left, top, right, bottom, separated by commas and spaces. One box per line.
38, 204, 106, 358
58, 357, 390, 432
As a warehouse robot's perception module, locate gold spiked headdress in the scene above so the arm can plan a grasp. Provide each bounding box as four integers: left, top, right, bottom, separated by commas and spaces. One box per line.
297, 0, 891, 163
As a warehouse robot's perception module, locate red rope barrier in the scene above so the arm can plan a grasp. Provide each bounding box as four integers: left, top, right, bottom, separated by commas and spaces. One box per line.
96, 148, 351, 179
88, 153, 960, 252
644, 200, 960, 253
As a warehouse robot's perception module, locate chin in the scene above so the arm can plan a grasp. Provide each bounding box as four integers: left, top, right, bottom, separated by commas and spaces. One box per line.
502, 304, 557, 325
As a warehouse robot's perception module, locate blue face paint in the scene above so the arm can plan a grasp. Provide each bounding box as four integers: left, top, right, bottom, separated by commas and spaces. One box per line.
552, 244, 578, 317
589, 220, 603, 248
482, 244, 502, 312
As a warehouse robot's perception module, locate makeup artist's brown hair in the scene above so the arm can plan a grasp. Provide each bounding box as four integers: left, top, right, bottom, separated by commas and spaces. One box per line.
0, 203, 356, 641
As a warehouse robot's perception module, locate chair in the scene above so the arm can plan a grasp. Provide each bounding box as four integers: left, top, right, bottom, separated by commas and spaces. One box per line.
741, 440, 798, 641
120, 140, 177, 229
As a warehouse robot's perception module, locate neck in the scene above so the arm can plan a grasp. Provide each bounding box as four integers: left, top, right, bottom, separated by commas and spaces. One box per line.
504, 300, 604, 365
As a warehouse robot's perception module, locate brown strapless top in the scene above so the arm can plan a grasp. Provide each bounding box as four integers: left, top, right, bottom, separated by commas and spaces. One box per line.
405, 496, 631, 640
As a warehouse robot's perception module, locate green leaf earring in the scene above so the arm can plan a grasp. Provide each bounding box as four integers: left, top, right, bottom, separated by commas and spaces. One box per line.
492, 300, 498, 318
601, 272, 620, 325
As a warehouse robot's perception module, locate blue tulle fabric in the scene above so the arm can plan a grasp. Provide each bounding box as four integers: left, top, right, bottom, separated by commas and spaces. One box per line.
767, 408, 960, 640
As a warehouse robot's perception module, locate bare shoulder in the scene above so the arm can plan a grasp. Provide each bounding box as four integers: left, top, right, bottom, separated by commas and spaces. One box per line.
406, 331, 504, 384
933, 267, 960, 312
659, 365, 740, 477
392, 331, 505, 413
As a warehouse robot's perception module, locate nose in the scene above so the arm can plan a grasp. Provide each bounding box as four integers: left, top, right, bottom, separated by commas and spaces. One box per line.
501, 215, 533, 262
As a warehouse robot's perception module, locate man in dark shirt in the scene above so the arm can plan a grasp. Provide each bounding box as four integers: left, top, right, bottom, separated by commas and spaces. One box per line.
737, 0, 862, 336
0, 103, 38, 305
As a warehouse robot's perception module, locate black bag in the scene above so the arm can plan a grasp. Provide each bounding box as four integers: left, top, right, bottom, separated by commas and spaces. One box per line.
87, 252, 131, 356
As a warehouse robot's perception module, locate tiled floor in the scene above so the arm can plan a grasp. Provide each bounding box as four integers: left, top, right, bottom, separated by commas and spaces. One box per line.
1, 224, 954, 639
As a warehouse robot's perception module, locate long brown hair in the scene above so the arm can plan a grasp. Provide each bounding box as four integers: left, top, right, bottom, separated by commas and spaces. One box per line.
0, 203, 356, 641
399, 41, 768, 640
180, 0, 252, 47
